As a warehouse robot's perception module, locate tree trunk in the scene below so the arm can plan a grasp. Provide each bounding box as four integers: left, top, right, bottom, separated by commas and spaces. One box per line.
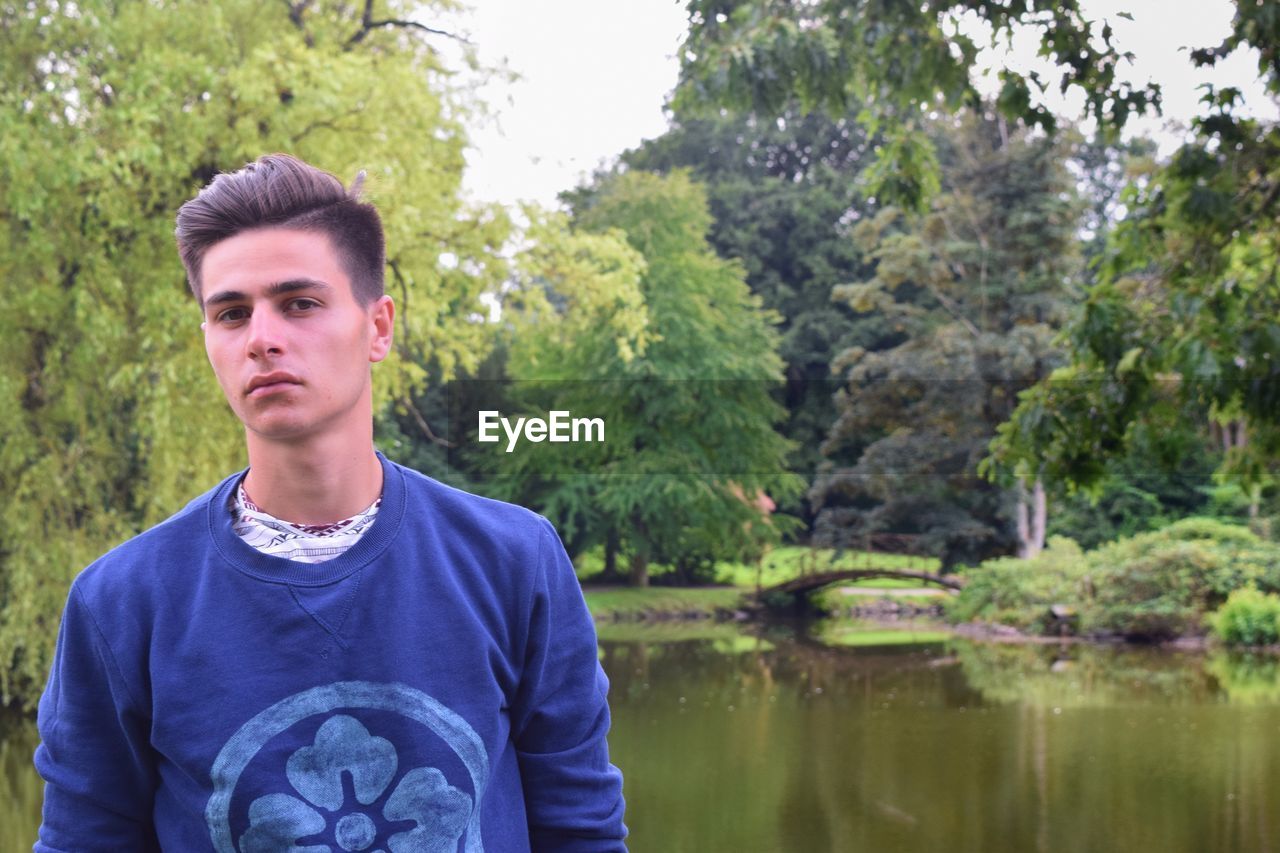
629, 550, 649, 588
1031, 477, 1046, 555
599, 528, 624, 583
628, 517, 651, 587
1016, 477, 1047, 559
1220, 417, 1259, 518
1016, 489, 1029, 558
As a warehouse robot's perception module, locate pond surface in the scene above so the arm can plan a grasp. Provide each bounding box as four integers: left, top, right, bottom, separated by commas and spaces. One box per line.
4, 620, 1280, 851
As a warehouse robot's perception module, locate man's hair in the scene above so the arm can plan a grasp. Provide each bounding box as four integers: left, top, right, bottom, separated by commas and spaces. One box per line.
175, 153, 385, 306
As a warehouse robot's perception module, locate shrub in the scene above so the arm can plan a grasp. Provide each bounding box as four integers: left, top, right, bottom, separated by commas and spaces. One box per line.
944, 537, 1089, 632
1080, 521, 1280, 640
1209, 587, 1280, 646
1159, 516, 1262, 546
949, 520, 1280, 640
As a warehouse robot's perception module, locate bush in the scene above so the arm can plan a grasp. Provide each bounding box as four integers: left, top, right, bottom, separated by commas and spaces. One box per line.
949, 519, 1280, 640
944, 537, 1089, 632
1209, 587, 1280, 646
1159, 516, 1262, 546
1081, 521, 1280, 640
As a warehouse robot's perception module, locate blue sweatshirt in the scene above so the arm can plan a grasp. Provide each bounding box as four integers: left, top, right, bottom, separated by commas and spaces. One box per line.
34, 453, 627, 851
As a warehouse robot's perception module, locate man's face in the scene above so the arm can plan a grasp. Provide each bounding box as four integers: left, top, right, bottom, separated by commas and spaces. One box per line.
200, 227, 393, 443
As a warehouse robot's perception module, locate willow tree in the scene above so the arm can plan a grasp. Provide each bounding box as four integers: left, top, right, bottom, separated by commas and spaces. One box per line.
0, 0, 507, 707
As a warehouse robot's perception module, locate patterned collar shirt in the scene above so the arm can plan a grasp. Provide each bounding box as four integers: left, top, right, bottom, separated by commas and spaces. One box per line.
229, 475, 382, 564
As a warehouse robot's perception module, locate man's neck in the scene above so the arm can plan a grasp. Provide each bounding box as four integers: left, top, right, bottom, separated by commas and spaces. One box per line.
241, 430, 383, 526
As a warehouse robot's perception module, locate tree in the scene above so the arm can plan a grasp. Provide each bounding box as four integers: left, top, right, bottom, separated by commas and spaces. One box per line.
566, 107, 883, 523
674, 0, 1161, 208
0, 0, 506, 706
984, 4, 1280, 509
813, 111, 1082, 568
498, 173, 803, 586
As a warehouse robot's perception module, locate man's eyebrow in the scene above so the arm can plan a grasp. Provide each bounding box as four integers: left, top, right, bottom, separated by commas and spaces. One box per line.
203, 278, 334, 310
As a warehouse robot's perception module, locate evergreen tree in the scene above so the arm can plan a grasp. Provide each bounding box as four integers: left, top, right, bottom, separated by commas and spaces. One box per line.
813, 111, 1082, 569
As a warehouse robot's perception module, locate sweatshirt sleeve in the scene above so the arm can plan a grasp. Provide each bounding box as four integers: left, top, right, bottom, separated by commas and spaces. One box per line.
511, 517, 628, 851
33, 582, 160, 852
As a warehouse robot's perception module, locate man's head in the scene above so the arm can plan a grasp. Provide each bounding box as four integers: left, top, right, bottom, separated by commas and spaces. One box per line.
180, 155, 395, 448
175, 154, 385, 307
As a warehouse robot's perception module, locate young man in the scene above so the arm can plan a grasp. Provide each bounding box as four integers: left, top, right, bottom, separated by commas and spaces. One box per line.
34, 155, 627, 851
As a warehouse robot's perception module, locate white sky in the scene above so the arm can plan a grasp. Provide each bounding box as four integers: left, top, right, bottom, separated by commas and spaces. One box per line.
456, 0, 1277, 210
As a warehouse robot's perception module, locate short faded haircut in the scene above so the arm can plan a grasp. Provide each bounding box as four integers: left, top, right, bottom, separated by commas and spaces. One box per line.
175, 153, 385, 306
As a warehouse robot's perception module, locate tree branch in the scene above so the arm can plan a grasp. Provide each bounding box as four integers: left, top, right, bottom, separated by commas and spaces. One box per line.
284, 0, 315, 46
293, 104, 366, 142
400, 395, 455, 448
347, 0, 468, 47
387, 259, 412, 353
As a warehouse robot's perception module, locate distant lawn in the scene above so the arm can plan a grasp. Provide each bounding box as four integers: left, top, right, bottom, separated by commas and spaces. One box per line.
575, 545, 940, 590
582, 586, 744, 620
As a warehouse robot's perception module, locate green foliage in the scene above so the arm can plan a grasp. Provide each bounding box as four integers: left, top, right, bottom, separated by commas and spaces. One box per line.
987, 3, 1280, 502
0, 0, 506, 707
1083, 519, 1280, 640
1044, 409, 1227, 549
944, 537, 1088, 633
577, 109, 882, 522
674, 0, 1161, 207
495, 171, 804, 585
1209, 587, 1280, 646
949, 519, 1280, 640
814, 111, 1082, 569
1085, 538, 1226, 640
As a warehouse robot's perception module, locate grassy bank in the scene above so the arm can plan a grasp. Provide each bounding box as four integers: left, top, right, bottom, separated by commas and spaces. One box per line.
579, 545, 941, 621
582, 586, 744, 620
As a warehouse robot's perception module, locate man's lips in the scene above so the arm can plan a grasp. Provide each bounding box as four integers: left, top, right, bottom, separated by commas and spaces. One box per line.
246, 373, 302, 396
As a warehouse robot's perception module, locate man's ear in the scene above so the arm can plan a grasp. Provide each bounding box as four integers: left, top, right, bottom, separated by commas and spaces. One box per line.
368, 295, 395, 363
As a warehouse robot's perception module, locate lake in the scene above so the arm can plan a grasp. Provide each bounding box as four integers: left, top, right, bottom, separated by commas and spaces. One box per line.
5, 619, 1279, 851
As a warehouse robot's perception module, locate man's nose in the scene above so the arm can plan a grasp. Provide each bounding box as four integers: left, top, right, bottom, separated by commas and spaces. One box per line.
245, 308, 285, 359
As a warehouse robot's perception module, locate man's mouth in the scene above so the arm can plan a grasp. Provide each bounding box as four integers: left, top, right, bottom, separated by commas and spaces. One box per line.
246, 373, 302, 396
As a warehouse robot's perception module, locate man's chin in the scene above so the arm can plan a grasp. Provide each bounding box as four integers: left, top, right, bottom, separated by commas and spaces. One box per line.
241, 415, 317, 443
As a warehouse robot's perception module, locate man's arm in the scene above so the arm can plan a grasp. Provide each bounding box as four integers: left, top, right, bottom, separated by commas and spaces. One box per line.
34, 582, 160, 852
511, 517, 627, 851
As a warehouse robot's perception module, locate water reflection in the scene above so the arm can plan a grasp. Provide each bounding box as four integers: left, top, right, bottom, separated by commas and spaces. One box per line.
3, 624, 1280, 851
601, 622, 1280, 853
0, 711, 40, 852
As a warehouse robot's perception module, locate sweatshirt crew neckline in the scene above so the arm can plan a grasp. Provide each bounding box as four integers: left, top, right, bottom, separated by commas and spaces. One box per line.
206, 451, 407, 586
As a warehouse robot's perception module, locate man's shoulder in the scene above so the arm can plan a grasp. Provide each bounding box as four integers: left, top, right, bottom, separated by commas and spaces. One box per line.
72, 472, 236, 599
389, 463, 576, 602
390, 461, 555, 552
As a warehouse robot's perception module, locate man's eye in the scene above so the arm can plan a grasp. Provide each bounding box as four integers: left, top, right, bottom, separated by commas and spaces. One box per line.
289, 298, 319, 311
216, 307, 247, 323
